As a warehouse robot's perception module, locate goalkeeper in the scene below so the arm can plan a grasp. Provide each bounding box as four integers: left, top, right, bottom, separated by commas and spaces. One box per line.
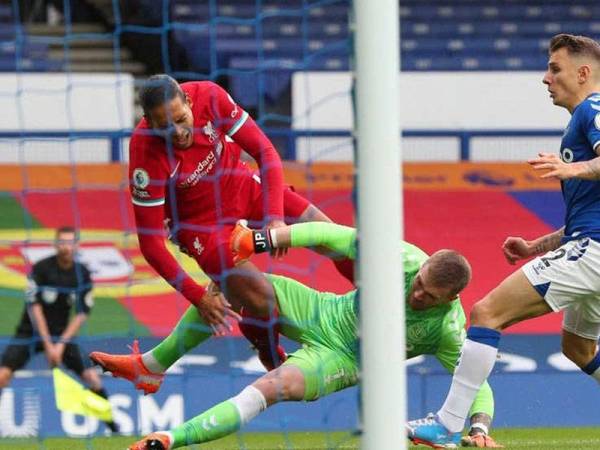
123, 221, 501, 449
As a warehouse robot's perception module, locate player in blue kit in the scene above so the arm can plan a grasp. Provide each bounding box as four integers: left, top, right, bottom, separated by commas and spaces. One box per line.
408, 33, 600, 448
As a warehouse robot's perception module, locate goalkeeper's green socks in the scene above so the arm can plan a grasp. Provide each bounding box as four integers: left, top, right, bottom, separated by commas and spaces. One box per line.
142, 305, 212, 373
165, 385, 267, 448
288, 222, 357, 259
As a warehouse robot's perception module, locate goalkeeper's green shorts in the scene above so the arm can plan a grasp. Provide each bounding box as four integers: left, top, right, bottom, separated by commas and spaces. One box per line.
267, 273, 359, 401
284, 345, 358, 401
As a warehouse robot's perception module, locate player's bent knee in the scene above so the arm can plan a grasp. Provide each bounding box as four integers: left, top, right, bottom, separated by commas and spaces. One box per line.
469, 300, 498, 329
254, 367, 305, 403
470, 287, 521, 331
281, 375, 305, 401
225, 271, 275, 316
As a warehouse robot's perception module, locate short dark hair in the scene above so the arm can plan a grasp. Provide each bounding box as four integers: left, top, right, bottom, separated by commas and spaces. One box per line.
55, 226, 77, 240
139, 74, 185, 116
549, 34, 600, 62
425, 249, 472, 297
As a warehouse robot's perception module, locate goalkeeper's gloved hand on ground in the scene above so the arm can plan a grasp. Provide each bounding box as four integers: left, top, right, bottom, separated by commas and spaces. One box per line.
461, 432, 504, 448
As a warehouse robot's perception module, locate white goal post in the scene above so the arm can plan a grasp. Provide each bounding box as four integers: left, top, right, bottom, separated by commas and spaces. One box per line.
354, 0, 406, 449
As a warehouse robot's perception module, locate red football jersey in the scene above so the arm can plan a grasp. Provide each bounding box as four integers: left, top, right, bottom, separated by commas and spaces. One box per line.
128, 81, 284, 304
129, 81, 282, 223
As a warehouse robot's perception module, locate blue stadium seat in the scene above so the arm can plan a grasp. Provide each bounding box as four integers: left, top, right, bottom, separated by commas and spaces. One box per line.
228, 55, 349, 106
401, 2, 597, 21
168, 0, 600, 107
172, 1, 349, 20
0, 41, 48, 56
174, 24, 349, 71
401, 19, 599, 39
260, 17, 349, 38
402, 54, 548, 71
402, 37, 547, 57
0, 4, 12, 22
0, 34, 53, 73
171, 19, 349, 40
516, 21, 593, 36
0, 56, 61, 72
0, 24, 15, 39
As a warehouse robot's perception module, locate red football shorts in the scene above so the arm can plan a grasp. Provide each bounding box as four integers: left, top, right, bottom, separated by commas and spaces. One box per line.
176, 174, 310, 280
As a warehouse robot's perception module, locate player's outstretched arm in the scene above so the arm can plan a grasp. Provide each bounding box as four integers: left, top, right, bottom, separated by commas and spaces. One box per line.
502, 226, 565, 264
134, 205, 236, 334
58, 312, 87, 346
231, 221, 357, 263
59, 266, 93, 352
529, 151, 600, 180
30, 303, 61, 367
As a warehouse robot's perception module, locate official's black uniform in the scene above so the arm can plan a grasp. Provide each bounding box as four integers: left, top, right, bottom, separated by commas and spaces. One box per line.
1, 255, 94, 374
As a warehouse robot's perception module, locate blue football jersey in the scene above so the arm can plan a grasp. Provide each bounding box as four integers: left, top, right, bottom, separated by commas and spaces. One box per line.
560, 93, 600, 242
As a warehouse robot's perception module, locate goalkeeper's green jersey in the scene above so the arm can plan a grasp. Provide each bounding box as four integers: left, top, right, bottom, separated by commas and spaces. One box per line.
402, 242, 468, 364
269, 241, 466, 371
266, 222, 493, 416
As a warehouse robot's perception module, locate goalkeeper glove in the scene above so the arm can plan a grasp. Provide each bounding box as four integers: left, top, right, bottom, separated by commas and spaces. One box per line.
461, 432, 503, 448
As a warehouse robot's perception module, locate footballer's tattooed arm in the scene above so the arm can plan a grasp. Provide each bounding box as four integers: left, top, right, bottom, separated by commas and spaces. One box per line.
577, 155, 600, 180
529, 152, 600, 180
531, 227, 565, 255
503, 227, 565, 265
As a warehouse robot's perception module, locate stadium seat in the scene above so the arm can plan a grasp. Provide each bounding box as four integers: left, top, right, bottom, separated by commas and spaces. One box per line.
169, 0, 598, 84
228, 55, 349, 106
7, 0, 599, 94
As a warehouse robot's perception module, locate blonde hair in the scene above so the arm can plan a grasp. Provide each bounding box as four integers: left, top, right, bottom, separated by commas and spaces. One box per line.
425, 249, 472, 297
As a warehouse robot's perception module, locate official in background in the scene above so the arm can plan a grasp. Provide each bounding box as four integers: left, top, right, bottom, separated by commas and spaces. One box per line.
0, 226, 118, 432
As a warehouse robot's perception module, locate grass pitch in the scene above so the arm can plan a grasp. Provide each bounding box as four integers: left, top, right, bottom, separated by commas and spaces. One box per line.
0, 428, 599, 450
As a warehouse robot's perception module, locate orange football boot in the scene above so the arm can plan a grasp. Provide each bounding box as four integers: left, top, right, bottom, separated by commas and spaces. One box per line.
128, 432, 171, 450
89, 340, 164, 395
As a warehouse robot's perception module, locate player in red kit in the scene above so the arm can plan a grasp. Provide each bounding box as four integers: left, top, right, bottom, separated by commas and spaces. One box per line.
90, 75, 353, 390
